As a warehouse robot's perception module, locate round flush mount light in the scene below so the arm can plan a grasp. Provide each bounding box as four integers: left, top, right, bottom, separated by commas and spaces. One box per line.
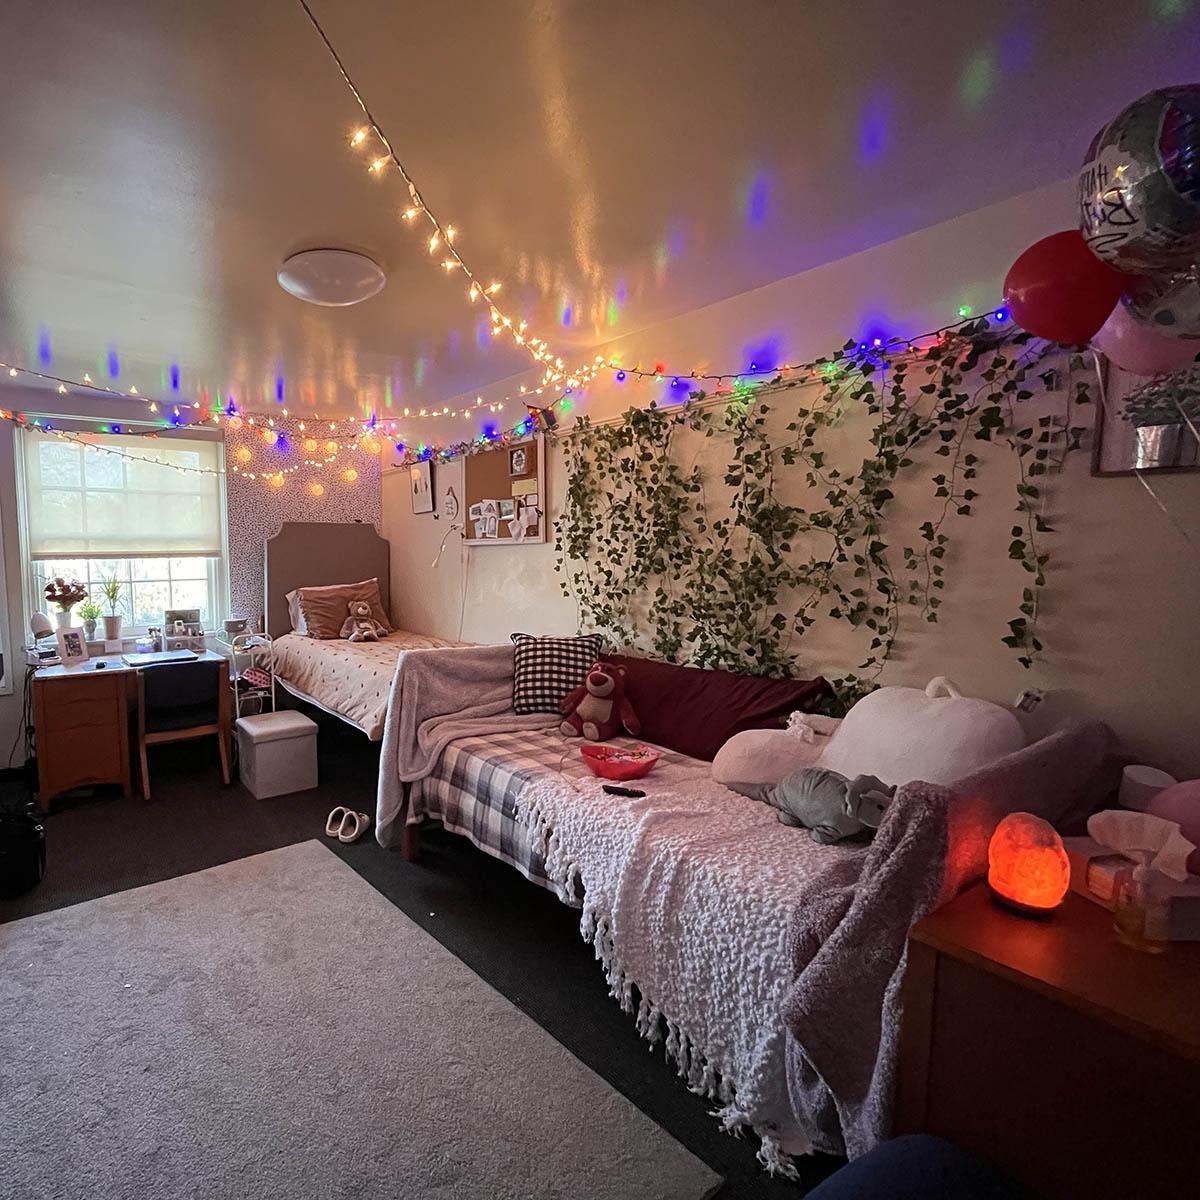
276, 248, 386, 306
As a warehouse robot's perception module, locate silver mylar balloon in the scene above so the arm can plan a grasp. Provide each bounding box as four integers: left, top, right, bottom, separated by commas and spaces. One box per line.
1078, 85, 1200, 273
1123, 269, 1200, 338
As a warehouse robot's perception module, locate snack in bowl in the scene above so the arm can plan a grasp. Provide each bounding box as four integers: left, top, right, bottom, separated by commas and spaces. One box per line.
580, 743, 661, 781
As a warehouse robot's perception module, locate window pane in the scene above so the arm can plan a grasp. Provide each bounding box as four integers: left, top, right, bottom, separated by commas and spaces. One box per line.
88, 560, 125, 590
82, 448, 124, 490
171, 578, 210, 618
38, 442, 81, 487
169, 557, 207, 579
130, 559, 162, 582
131, 581, 170, 626
39, 559, 88, 583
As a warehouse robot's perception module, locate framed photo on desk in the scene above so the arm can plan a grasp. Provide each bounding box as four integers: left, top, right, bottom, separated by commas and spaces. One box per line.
55, 628, 88, 665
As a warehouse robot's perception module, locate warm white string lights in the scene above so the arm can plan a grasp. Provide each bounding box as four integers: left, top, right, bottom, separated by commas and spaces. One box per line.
297, 0, 580, 393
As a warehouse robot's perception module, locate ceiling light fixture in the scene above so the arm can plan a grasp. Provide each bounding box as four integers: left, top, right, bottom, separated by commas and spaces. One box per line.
276, 248, 386, 307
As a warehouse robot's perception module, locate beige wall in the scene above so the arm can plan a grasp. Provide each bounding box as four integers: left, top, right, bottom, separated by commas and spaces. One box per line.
383, 180, 1200, 780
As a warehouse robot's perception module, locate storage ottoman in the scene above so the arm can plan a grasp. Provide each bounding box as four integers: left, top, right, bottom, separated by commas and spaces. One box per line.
236, 710, 318, 798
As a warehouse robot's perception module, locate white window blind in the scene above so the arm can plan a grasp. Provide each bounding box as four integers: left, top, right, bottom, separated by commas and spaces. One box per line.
22, 430, 224, 560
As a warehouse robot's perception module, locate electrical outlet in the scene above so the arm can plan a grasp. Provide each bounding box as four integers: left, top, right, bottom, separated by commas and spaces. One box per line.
1014, 688, 1044, 713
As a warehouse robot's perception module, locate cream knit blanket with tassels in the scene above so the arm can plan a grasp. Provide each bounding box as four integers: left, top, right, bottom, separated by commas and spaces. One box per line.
519, 758, 867, 1175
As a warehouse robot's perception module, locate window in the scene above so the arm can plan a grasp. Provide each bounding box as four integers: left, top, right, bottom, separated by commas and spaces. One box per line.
20, 430, 227, 632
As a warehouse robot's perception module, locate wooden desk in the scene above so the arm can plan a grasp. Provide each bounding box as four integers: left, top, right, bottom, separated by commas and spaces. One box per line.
896, 884, 1200, 1200
32, 652, 225, 810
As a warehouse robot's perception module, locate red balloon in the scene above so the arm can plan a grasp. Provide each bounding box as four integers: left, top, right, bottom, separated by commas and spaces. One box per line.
1003, 230, 1126, 344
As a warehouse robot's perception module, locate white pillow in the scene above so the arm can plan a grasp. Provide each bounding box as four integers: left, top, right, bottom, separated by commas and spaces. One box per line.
816, 676, 1025, 788
712, 724, 838, 793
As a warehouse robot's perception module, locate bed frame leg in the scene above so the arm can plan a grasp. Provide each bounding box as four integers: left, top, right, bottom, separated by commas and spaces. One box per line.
400, 821, 422, 861
399, 782, 421, 861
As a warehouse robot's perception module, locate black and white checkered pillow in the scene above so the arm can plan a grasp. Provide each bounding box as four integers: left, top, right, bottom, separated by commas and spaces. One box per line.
511, 632, 604, 715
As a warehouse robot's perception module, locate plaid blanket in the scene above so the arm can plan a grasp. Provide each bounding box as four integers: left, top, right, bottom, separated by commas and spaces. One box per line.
411, 729, 696, 894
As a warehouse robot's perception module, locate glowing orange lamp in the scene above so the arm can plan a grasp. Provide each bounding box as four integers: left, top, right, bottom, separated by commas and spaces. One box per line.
987, 812, 1070, 916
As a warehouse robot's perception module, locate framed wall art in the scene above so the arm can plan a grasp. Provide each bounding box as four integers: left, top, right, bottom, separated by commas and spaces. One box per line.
410, 459, 434, 514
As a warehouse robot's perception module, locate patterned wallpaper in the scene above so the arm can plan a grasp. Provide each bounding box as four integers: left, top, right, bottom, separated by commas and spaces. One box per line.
224, 422, 382, 628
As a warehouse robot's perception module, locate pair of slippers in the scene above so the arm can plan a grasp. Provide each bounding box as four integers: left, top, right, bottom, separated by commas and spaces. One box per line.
326, 806, 372, 844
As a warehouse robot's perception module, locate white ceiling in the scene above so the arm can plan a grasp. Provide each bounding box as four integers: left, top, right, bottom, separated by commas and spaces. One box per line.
0, 0, 1198, 421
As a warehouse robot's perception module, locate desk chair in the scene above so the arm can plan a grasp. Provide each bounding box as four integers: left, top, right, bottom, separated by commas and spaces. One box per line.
136, 659, 232, 800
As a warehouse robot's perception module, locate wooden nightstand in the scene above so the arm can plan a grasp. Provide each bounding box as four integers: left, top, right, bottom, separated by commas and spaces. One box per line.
896, 883, 1200, 1200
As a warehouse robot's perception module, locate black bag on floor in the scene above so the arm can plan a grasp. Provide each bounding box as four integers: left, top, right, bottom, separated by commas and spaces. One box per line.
0, 809, 46, 898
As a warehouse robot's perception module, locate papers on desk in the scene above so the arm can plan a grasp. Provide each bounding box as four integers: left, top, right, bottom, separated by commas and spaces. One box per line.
121, 650, 199, 667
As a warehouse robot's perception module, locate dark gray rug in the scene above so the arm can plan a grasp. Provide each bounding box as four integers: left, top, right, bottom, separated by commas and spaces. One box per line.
0, 840, 721, 1200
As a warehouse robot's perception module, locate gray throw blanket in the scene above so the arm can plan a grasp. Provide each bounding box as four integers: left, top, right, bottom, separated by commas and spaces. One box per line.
780, 719, 1124, 1159
376, 643, 552, 846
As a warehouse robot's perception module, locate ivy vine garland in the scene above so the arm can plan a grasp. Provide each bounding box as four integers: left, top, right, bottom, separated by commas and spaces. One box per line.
554, 320, 1092, 710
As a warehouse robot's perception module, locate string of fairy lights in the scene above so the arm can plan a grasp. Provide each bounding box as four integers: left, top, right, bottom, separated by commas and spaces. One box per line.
295, 0, 574, 393
0, 2, 1023, 493
1, 304, 1016, 495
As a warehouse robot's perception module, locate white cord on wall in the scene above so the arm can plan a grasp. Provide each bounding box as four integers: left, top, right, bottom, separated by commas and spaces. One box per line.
430, 522, 462, 568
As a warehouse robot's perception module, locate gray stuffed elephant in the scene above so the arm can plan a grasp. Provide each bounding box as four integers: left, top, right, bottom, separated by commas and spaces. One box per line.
737, 767, 896, 844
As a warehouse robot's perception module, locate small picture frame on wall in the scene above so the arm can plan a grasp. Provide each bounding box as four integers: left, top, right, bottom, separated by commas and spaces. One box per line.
1092, 358, 1200, 476
56, 627, 89, 666
410, 459, 434, 514
509, 447, 529, 476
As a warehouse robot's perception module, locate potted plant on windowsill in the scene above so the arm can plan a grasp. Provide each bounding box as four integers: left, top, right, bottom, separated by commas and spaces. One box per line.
100, 575, 124, 641
43, 577, 88, 631
78, 597, 103, 641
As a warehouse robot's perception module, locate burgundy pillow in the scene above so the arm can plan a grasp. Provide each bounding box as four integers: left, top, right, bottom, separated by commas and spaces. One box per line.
604, 654, 833, 762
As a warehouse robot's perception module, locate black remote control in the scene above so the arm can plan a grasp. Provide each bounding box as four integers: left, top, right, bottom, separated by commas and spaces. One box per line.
602, 784, 646, 798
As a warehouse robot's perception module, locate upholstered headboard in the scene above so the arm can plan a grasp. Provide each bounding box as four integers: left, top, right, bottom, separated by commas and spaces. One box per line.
263, 521, 390, 637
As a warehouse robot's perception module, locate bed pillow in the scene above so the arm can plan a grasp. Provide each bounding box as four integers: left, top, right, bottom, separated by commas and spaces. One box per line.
287, 578, 391, 639
711, 722, 840, 793
511, 632, 604, 715
604, 654, 834, 762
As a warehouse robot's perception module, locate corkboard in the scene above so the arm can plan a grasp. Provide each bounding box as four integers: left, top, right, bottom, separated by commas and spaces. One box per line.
463, 434, 547, 545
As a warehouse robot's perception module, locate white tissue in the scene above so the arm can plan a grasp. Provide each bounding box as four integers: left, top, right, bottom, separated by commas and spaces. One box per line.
1086, 809, 1196, 882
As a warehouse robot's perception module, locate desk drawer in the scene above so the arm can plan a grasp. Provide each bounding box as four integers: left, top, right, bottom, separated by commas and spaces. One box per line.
37, 672, 126, 718
42, 691, 123, 734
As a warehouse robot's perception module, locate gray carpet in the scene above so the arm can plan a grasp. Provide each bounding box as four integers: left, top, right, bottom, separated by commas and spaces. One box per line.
0, 840, 722, 1200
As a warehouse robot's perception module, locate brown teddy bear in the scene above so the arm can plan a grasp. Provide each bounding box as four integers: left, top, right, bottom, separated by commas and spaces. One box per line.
340, 599, 387, 643
559, 661, 640, 741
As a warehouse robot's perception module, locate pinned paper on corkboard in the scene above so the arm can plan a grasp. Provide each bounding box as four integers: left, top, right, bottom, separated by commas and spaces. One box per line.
463, 434, 547, 545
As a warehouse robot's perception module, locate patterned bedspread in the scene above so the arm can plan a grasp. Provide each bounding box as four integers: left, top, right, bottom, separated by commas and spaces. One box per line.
273, 629, 463, 740
410, 729, 697, 893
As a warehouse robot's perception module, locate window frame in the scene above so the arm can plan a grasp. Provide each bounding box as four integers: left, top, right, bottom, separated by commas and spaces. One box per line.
16, 426, 230, 639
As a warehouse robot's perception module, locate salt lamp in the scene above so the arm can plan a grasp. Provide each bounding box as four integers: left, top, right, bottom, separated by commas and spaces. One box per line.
987, 812, 1070, 915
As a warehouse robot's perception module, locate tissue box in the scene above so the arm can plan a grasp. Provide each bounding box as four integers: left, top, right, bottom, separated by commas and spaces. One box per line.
1063, 836, 1200, 940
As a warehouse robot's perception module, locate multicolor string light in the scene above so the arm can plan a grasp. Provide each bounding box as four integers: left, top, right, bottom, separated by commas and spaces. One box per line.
386, 306, 1014, 467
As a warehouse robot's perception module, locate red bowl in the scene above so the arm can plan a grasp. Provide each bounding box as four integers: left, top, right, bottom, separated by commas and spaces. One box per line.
579, 743, 661, 781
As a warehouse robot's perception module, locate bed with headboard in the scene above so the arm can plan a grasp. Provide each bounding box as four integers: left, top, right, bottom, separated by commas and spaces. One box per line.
264, 521, 464, 740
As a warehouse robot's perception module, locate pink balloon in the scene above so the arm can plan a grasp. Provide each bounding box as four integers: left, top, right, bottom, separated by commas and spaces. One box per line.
1146, 779, 1200, 875
1092, 303, 1200, 376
